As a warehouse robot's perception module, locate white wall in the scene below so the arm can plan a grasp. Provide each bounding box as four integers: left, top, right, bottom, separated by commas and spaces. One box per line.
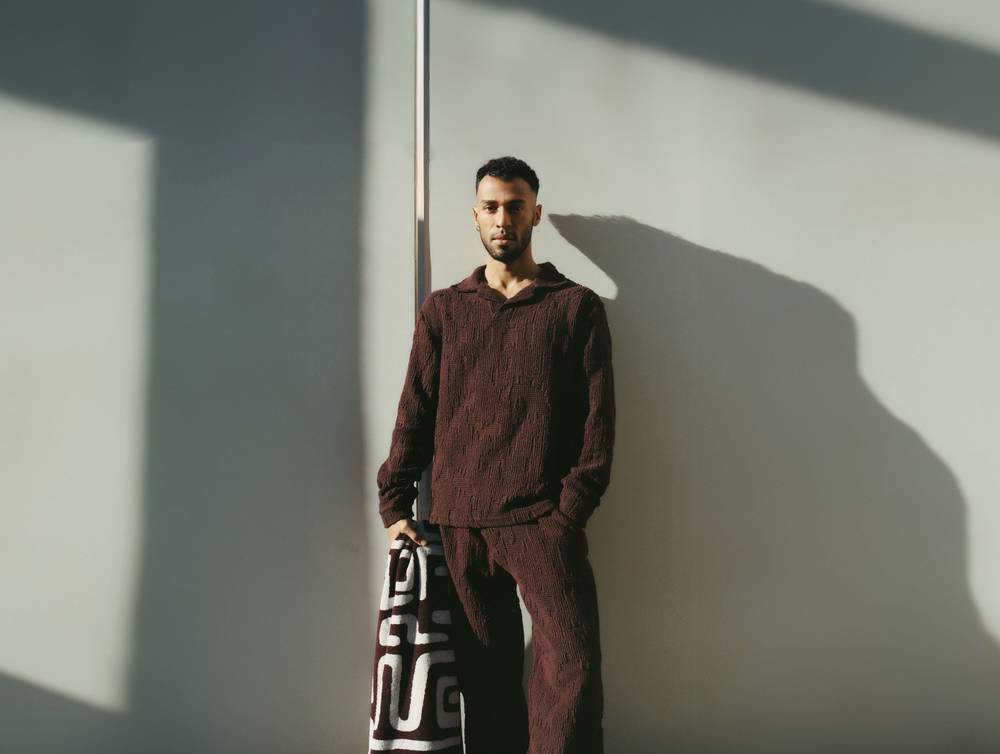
422, 1, 1000, 751
4, 1, 998, 752
1, 3, 372, 752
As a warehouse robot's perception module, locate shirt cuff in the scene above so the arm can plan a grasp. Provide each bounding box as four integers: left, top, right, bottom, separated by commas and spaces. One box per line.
552, 505, 593, 529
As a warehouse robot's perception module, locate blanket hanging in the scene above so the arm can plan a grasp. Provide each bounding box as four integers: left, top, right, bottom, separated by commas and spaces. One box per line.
368, 522, 463, 753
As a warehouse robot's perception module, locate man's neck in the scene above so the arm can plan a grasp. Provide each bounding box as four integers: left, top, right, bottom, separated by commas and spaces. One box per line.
484, 256, 542, 291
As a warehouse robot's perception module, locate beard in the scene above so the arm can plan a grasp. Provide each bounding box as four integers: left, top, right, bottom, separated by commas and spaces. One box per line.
481, 224, 533, 264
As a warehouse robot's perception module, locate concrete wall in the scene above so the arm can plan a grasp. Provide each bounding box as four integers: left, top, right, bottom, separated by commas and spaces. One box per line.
1, 2, 372, 752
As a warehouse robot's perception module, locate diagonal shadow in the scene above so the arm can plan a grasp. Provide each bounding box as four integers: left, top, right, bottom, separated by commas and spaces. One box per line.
462, 0, 1000, 145
0, 2, 371, 751
546, 213, 1000, 753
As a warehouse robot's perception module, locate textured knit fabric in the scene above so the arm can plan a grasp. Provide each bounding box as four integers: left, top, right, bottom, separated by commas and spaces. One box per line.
438, 511, 604, 754
368, 524, 463, 753
377, 261, 616, 530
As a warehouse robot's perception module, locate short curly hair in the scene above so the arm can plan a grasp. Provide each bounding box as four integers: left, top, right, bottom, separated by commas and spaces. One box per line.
475, 156, 540, 197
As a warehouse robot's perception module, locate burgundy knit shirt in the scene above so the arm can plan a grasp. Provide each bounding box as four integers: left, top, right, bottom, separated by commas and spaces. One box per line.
377, 260, 616, 530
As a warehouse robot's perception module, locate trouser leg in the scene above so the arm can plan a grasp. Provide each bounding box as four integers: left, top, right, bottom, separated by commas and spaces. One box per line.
437, 524, 529, 754
495, 516, 604, 754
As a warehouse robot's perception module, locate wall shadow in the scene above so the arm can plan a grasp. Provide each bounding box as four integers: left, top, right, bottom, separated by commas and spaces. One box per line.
541, 214, 1000, 752
465, 0, 1000, 145
0, 2, 370, 751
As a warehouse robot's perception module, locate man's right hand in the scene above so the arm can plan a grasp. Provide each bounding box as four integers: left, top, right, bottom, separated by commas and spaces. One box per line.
386, 516, 429, 548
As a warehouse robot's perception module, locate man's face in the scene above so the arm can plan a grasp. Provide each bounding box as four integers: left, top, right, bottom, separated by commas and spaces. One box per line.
472, 175, 541, 264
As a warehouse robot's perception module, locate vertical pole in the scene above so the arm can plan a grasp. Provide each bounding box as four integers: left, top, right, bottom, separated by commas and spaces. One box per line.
415, 0, 431, 523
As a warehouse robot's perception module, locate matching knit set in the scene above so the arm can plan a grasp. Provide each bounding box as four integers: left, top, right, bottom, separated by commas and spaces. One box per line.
371, 260, 616, 754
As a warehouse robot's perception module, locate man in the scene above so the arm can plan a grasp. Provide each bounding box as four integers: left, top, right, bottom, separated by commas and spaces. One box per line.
377, 155, 615, 754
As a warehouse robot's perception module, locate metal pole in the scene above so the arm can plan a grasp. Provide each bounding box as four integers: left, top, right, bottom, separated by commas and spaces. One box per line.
415, 0, 431, 523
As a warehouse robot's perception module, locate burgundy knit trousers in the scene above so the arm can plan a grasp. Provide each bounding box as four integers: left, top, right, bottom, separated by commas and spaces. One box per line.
436, 513, 604, 754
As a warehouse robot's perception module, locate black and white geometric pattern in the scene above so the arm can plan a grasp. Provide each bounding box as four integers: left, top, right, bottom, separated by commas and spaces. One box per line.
369, 523, 463, 753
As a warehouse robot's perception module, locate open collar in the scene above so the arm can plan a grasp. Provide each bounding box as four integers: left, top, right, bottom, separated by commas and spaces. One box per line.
454, 260, 570, 295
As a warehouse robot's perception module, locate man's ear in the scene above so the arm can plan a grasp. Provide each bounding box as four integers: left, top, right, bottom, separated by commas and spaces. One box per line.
534, 203, 542, 225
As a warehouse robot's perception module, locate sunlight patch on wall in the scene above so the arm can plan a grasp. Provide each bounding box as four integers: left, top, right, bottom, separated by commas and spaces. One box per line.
0, 92, 153, 710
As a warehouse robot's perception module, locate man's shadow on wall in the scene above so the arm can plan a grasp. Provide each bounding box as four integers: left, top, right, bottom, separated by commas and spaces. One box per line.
525, 214, 1000, 754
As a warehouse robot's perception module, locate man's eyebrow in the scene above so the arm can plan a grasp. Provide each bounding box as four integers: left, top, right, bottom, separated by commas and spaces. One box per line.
480, 198, 526, 205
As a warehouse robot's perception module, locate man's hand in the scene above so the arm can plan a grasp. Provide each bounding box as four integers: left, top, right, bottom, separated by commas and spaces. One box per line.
386, 516, 429, 548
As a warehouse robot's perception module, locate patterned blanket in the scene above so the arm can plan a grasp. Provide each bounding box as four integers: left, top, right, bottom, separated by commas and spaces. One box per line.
368, 523, 464, 752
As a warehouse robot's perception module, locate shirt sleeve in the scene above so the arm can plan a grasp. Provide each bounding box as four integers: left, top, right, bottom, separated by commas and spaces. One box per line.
376, 298, 441, 528
558, 291, 616, 529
